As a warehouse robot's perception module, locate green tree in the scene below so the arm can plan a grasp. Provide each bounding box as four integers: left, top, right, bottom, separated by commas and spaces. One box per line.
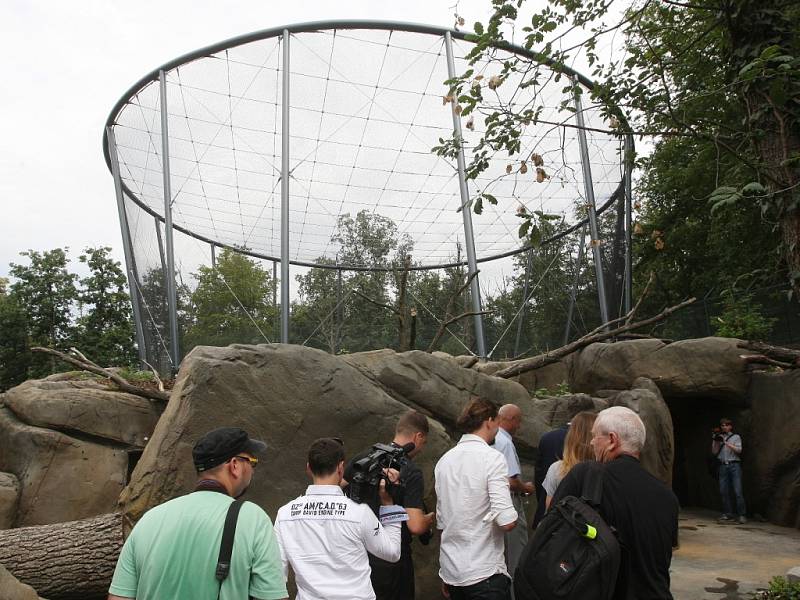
297, 211, 411, 353
712, 289, 777, 339
73, 247, 136, 367
441, 0, 800, 298
0, 278, 30, 390
635, 135, 781, 306
135, 268, 191, 373
484, 220, 595, 358
9, 248, 77, 377
294, 258, 342, 352
184, 249, 275, 349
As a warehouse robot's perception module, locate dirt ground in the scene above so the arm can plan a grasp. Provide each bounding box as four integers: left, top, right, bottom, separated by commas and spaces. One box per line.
671, 508, 800, 599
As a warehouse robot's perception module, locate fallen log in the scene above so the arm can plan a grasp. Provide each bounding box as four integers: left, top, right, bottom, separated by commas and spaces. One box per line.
0, 512, 122, 600
737, 341, 800, 368
495, 297, 696, 378
31, 347, 169, 403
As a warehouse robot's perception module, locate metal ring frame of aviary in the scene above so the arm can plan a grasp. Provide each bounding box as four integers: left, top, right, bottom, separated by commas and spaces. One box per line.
103, 20, 633, 373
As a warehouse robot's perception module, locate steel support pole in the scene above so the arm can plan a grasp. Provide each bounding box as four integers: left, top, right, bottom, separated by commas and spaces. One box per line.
159, 70, 181, 370
211, 243, 216, 269
624, 133, 634, 314
273, 260, 278, 341
514, 248, 533, 357
444, 32, 487, 358
564, 225, 587, 345
107, 128, 147, 367
572, 78, 610, 327
155, 216, 167, 274
335, 267, 342, 354
280, 30, 291, 344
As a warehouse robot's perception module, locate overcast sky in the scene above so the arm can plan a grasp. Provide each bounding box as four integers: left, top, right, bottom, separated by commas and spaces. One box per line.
1, 0, 495, 281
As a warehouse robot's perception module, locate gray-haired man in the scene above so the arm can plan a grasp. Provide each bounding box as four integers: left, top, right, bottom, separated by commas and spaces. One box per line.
552, 406, 679, 600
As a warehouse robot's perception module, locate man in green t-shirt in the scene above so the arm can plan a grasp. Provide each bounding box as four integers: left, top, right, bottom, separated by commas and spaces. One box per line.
108, 427, 287, 600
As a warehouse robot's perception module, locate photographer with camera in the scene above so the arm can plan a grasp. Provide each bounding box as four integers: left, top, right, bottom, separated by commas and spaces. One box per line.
343, 410, 434, 600
274, 437, 404, 600
712, 418, 747, 524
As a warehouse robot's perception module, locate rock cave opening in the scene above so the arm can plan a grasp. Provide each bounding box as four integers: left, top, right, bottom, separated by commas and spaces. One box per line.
667, 396, 744, 513
126, 450, 143, 485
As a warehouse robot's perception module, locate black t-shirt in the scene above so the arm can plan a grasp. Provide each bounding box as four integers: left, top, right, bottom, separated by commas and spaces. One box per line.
344, 443, 425, 547
552, 455, 679, 600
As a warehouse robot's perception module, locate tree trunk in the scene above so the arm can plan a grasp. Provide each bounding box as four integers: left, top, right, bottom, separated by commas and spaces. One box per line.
0, 512, 123, 600
781, 209, 800, 299
731, 4, 800, 299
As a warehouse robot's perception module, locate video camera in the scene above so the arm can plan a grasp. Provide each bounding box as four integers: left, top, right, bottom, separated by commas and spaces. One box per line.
711, 427, 724, 442
348, 442, 414, 507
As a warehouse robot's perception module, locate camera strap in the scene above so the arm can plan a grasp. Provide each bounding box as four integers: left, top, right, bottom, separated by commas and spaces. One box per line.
216, 499, 244, 582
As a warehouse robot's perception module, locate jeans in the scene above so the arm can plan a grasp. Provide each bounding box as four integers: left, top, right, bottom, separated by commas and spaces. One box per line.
719, 462, 746, 517
447, 574, 511, 600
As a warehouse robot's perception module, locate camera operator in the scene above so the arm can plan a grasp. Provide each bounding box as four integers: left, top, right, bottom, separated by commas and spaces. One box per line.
274, 437, 404, 600
712, 418, 747, 524
343, 410, 434, 600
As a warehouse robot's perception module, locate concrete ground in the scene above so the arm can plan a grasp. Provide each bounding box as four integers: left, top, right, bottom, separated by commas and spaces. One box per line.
671, 508, 800, 599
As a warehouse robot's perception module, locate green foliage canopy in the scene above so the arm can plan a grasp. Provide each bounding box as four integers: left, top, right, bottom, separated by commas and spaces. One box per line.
184, 249, 275, 347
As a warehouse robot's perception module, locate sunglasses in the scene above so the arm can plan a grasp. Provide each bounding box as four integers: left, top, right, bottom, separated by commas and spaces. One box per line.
232, 455, 258, 468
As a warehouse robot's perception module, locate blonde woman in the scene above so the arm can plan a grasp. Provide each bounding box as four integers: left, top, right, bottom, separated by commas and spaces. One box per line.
542, 411, 597, 510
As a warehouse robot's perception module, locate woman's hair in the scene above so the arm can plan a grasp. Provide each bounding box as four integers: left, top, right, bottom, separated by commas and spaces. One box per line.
456, 397, 498, 434
560, 411, 597, 477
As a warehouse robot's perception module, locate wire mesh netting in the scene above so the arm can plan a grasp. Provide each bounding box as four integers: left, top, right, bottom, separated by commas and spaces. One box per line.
106, 23, 629, 370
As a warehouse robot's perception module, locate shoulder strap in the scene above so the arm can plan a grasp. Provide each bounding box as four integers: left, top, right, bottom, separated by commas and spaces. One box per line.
579, 464, 604, 507
216, 499, 245, 581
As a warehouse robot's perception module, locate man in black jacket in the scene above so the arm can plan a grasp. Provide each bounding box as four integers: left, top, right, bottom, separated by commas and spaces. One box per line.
552, 407, 679, 599
532, 424, 567, 527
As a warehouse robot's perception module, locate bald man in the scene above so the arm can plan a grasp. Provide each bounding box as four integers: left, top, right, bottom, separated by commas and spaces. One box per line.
494, 404, 534, 584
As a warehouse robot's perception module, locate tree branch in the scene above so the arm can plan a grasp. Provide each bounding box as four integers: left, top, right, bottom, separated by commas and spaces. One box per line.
353, 290, 398, 314
737, 341, 800, 367
625, 271, 655, 325
427, 310, 493, 353
142, 359, 165, 392
31, 347, 170, 403
739, 354, 795, 369
494, 297, 696, 378
426, 269, 482, 353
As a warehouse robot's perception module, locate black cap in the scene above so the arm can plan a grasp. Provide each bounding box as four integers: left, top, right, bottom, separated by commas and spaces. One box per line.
192, 427, 267, 472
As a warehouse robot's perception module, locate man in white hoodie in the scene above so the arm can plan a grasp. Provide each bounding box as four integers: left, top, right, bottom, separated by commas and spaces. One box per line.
274, 437, 404, 600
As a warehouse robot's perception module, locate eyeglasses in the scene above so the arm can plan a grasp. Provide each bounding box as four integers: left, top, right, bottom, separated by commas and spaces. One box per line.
232, 455, 258, 468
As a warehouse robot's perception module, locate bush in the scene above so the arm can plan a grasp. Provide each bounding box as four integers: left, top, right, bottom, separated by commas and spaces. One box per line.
756, 576, 800, 599
533, 381, 571, 399
713, 289, 776, 340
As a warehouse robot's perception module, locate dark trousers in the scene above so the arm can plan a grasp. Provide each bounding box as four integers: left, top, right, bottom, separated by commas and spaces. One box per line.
447, 574, 511, 600
370, 546, 414, 600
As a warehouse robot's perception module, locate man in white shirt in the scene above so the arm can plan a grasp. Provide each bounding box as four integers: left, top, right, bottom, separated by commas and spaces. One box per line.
495, 404, 534, 582
274, 438, 404, 600
435, 398, 517, 600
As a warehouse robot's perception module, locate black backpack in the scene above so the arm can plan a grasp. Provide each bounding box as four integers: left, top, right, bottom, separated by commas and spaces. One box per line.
514, 465, 621, 600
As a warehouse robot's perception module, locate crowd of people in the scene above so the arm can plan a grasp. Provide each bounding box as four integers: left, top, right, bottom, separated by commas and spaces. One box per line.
106, 400, 740, 600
